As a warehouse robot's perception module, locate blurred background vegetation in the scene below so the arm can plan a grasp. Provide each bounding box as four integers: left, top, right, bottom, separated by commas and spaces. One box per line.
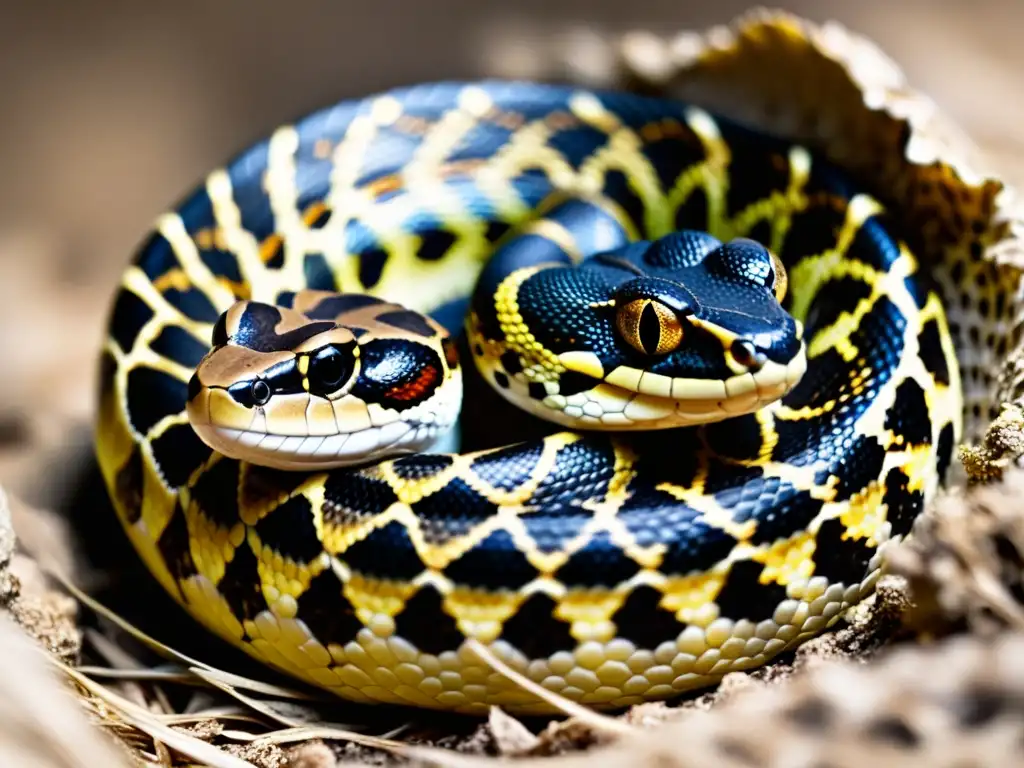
0, 0, 1021, 506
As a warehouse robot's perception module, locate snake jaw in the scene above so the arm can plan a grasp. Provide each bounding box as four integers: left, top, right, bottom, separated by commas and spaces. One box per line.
186, 370, 463, 469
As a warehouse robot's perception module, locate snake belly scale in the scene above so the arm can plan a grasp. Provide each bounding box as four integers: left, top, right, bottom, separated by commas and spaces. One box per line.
95, 81, 962, 714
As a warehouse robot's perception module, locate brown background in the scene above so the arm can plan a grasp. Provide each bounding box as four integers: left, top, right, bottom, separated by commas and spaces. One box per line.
1, 0, 1022, 504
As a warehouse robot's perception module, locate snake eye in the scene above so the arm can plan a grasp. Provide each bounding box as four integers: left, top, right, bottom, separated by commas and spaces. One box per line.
250, 379, 271, 406
309, 344, 354, 395
616, 298, 683, 356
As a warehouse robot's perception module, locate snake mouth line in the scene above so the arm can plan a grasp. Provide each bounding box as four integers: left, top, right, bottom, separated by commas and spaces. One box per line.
504, 353, 808, 430
203, 420, 448, 469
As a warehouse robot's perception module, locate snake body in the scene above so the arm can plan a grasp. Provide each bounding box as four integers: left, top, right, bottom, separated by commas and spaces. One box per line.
95, 81, 962, 714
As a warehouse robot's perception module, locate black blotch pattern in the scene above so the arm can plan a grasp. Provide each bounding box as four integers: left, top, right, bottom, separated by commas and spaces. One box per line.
417, 230, 458, 262
262, 236, 285, 269
630, 429, 703, 489
831, 435, 887, 502
322, 472, 398, 527
813, 517, 875, 586
602, 169, 647, 234
110, 289, 155, 353
883, 467, 923, 537
253, 495, 323, 564
498, 593, 576, 657
200, 247, 245, 286
917, 318, 951, 386
393, 585, 465, 656
218, 542, 269, 622
189, 458, 241, 530
376, 310, 436, 337
391, 454, 454, 481
745, 219, 773, 247
617, 496, 739, 577
342, 521, 424, 580
704, 416, 763, 462
715, 560, 789, 622
714, 475, 824, 547
493, 371, 510, 389
556, 370, 600, 397
642, 132, 706, 192
136, 230, 181, 282
240, 466, 313, 511
780, 200, 847, 264
885, 379, 932, 445
610, 585, 686, 649
115, 446, 145, 524
234, 303, 335, 353
805, 276, 873, 334
303, 253, 337, 291
443, 529, 539, 589
126, 368, 189, 435
306, 207, 332, 229
902, 273, 930, 310
936, 422, 955, 485
156, 502, 199, 581
150, 325, 209, 370
847, 213, 903, 273
485, 221, 511, 244
412, 478, 499, 544
554, 531, 641, 587
294, 567, 363, 648
150, 423, 213, 488
528, 382, 547, 400
471, 443, 543, 491
675, 187, 709, 232
703, 462, 762, 496
528, 439, 616, 510
725, 148, 790, 218
305, 294, 386, 319
500, 350, 523, 375
163, 287, 220, 323
358, 248, 389, 288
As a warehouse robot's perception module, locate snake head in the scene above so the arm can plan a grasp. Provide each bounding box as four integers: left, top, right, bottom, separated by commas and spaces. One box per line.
186, 295, 462, 470
468, 231, 806, 431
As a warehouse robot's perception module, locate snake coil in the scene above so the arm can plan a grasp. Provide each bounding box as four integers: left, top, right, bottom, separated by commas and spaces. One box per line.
96, 81, 962, 714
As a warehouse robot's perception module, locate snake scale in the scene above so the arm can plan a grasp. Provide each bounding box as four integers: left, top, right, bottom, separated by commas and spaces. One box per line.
95, 81, 962, 714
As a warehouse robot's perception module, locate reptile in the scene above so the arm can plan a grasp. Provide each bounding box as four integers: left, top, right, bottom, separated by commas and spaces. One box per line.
95, 80, 962, 715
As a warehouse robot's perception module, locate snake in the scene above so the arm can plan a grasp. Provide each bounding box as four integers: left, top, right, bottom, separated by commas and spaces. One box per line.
94, 81, 963, 715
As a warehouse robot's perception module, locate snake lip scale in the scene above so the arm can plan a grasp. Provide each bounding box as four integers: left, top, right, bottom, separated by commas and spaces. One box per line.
96, 80, 962, 715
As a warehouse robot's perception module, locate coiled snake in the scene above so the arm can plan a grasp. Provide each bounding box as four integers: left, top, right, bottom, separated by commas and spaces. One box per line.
95, 81, 962, 714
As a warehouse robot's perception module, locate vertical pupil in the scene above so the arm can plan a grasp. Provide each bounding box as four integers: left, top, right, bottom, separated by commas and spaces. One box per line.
638, 301, 662, 354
